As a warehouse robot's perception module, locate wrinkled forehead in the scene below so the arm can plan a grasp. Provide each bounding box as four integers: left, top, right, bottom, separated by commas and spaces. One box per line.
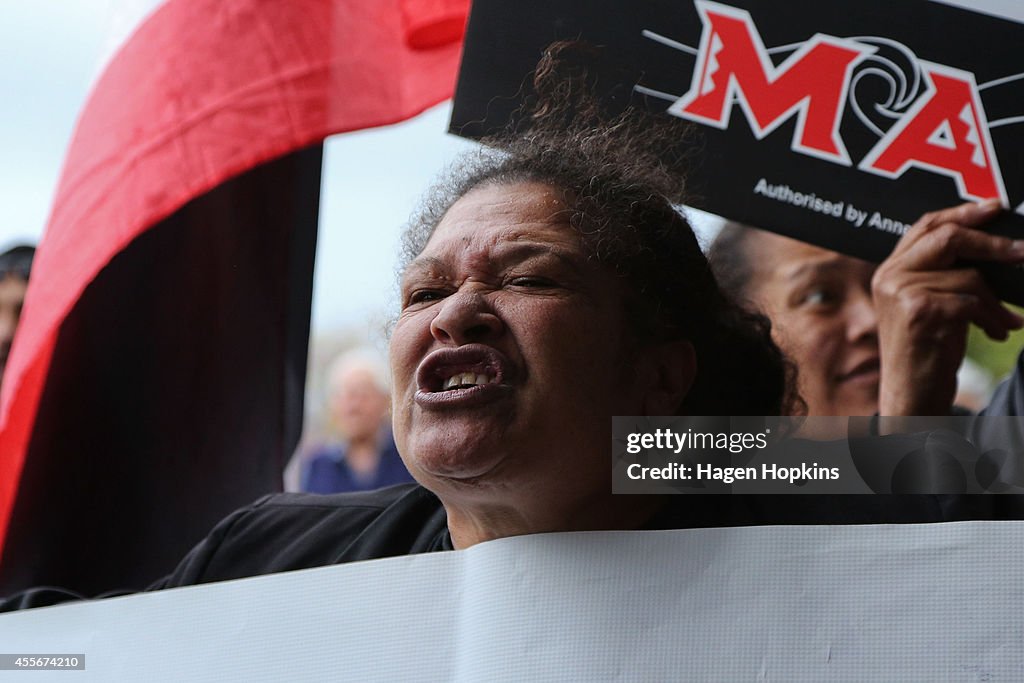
410, 181, 580, 270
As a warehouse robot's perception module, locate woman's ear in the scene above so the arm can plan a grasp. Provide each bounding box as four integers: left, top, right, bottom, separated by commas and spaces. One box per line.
641, 339, 697, 415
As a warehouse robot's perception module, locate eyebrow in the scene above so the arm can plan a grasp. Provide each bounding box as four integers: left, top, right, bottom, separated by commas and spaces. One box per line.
782, 258, 856, 282
493, 242, 586, 271
403, 256, 447, 280
404, 242, 587, 280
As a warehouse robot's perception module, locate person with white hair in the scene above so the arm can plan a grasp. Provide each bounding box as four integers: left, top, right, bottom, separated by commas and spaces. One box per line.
300, 348, 413, 494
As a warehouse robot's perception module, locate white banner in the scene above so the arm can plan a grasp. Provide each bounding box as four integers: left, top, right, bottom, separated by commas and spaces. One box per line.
1, 522, 1022, 681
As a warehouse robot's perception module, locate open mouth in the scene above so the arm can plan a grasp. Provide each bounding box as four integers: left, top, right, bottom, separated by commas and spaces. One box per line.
415, 344, 514, 407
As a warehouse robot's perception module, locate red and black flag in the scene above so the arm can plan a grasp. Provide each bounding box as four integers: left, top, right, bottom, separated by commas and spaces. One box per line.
0, 0, 468, 596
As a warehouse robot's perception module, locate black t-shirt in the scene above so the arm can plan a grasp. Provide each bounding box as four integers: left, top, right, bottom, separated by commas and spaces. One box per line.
157, 485, 977, 589
155, 484, 451, 588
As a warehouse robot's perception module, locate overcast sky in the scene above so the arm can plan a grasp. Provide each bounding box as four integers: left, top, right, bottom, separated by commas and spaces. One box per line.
0, 1, 488, 341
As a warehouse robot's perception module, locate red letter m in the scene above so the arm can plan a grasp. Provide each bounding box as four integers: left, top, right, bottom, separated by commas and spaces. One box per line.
668, 1, 874, 165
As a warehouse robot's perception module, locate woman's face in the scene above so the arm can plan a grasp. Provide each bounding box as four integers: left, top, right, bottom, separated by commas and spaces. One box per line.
390, 181, 652, 499
746, 231, 880, 416
329, 366, 390, 443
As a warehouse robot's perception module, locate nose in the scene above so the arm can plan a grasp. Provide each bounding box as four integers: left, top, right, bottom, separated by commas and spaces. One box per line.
846, 290, 878, 343
429, 287, 504, 345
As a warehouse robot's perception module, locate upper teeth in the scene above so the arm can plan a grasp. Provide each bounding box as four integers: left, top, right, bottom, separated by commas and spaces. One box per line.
443, 372, 493, 390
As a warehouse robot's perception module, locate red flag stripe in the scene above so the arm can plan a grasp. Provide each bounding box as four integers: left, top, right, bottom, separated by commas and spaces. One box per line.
0, 0, 468, 551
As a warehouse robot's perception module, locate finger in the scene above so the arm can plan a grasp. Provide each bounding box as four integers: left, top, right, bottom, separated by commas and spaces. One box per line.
887, 200, 1005, 262
893, 222, 1024, 270
913, 199, 1003, 231
915, 291, 1011, 340
931, 287, 1022, 340
921, 269, 1024, 333
883, 270, 1024, 338
968, 297, 1024, 340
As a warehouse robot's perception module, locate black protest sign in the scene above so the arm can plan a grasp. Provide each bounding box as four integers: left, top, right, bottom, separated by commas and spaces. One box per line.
450, 0, 1024, 301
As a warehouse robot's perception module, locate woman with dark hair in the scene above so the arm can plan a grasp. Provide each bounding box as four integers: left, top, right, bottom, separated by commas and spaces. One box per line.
151, 53, 816, 577
709, 205, 1024, 418
386, 101, 795, 548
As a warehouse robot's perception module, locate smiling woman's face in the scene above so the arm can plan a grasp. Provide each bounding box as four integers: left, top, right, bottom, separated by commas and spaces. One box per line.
390, 181, 650, 500
745, 231, 880, 417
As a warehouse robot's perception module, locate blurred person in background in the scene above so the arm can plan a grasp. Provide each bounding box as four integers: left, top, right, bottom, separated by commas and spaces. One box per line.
0, 245, 35, 387
300, 347, 413, 494
708, 206, 1023, 417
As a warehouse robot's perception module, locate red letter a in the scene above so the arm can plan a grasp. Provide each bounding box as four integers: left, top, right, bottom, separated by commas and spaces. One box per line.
860, 63, 1007, 203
